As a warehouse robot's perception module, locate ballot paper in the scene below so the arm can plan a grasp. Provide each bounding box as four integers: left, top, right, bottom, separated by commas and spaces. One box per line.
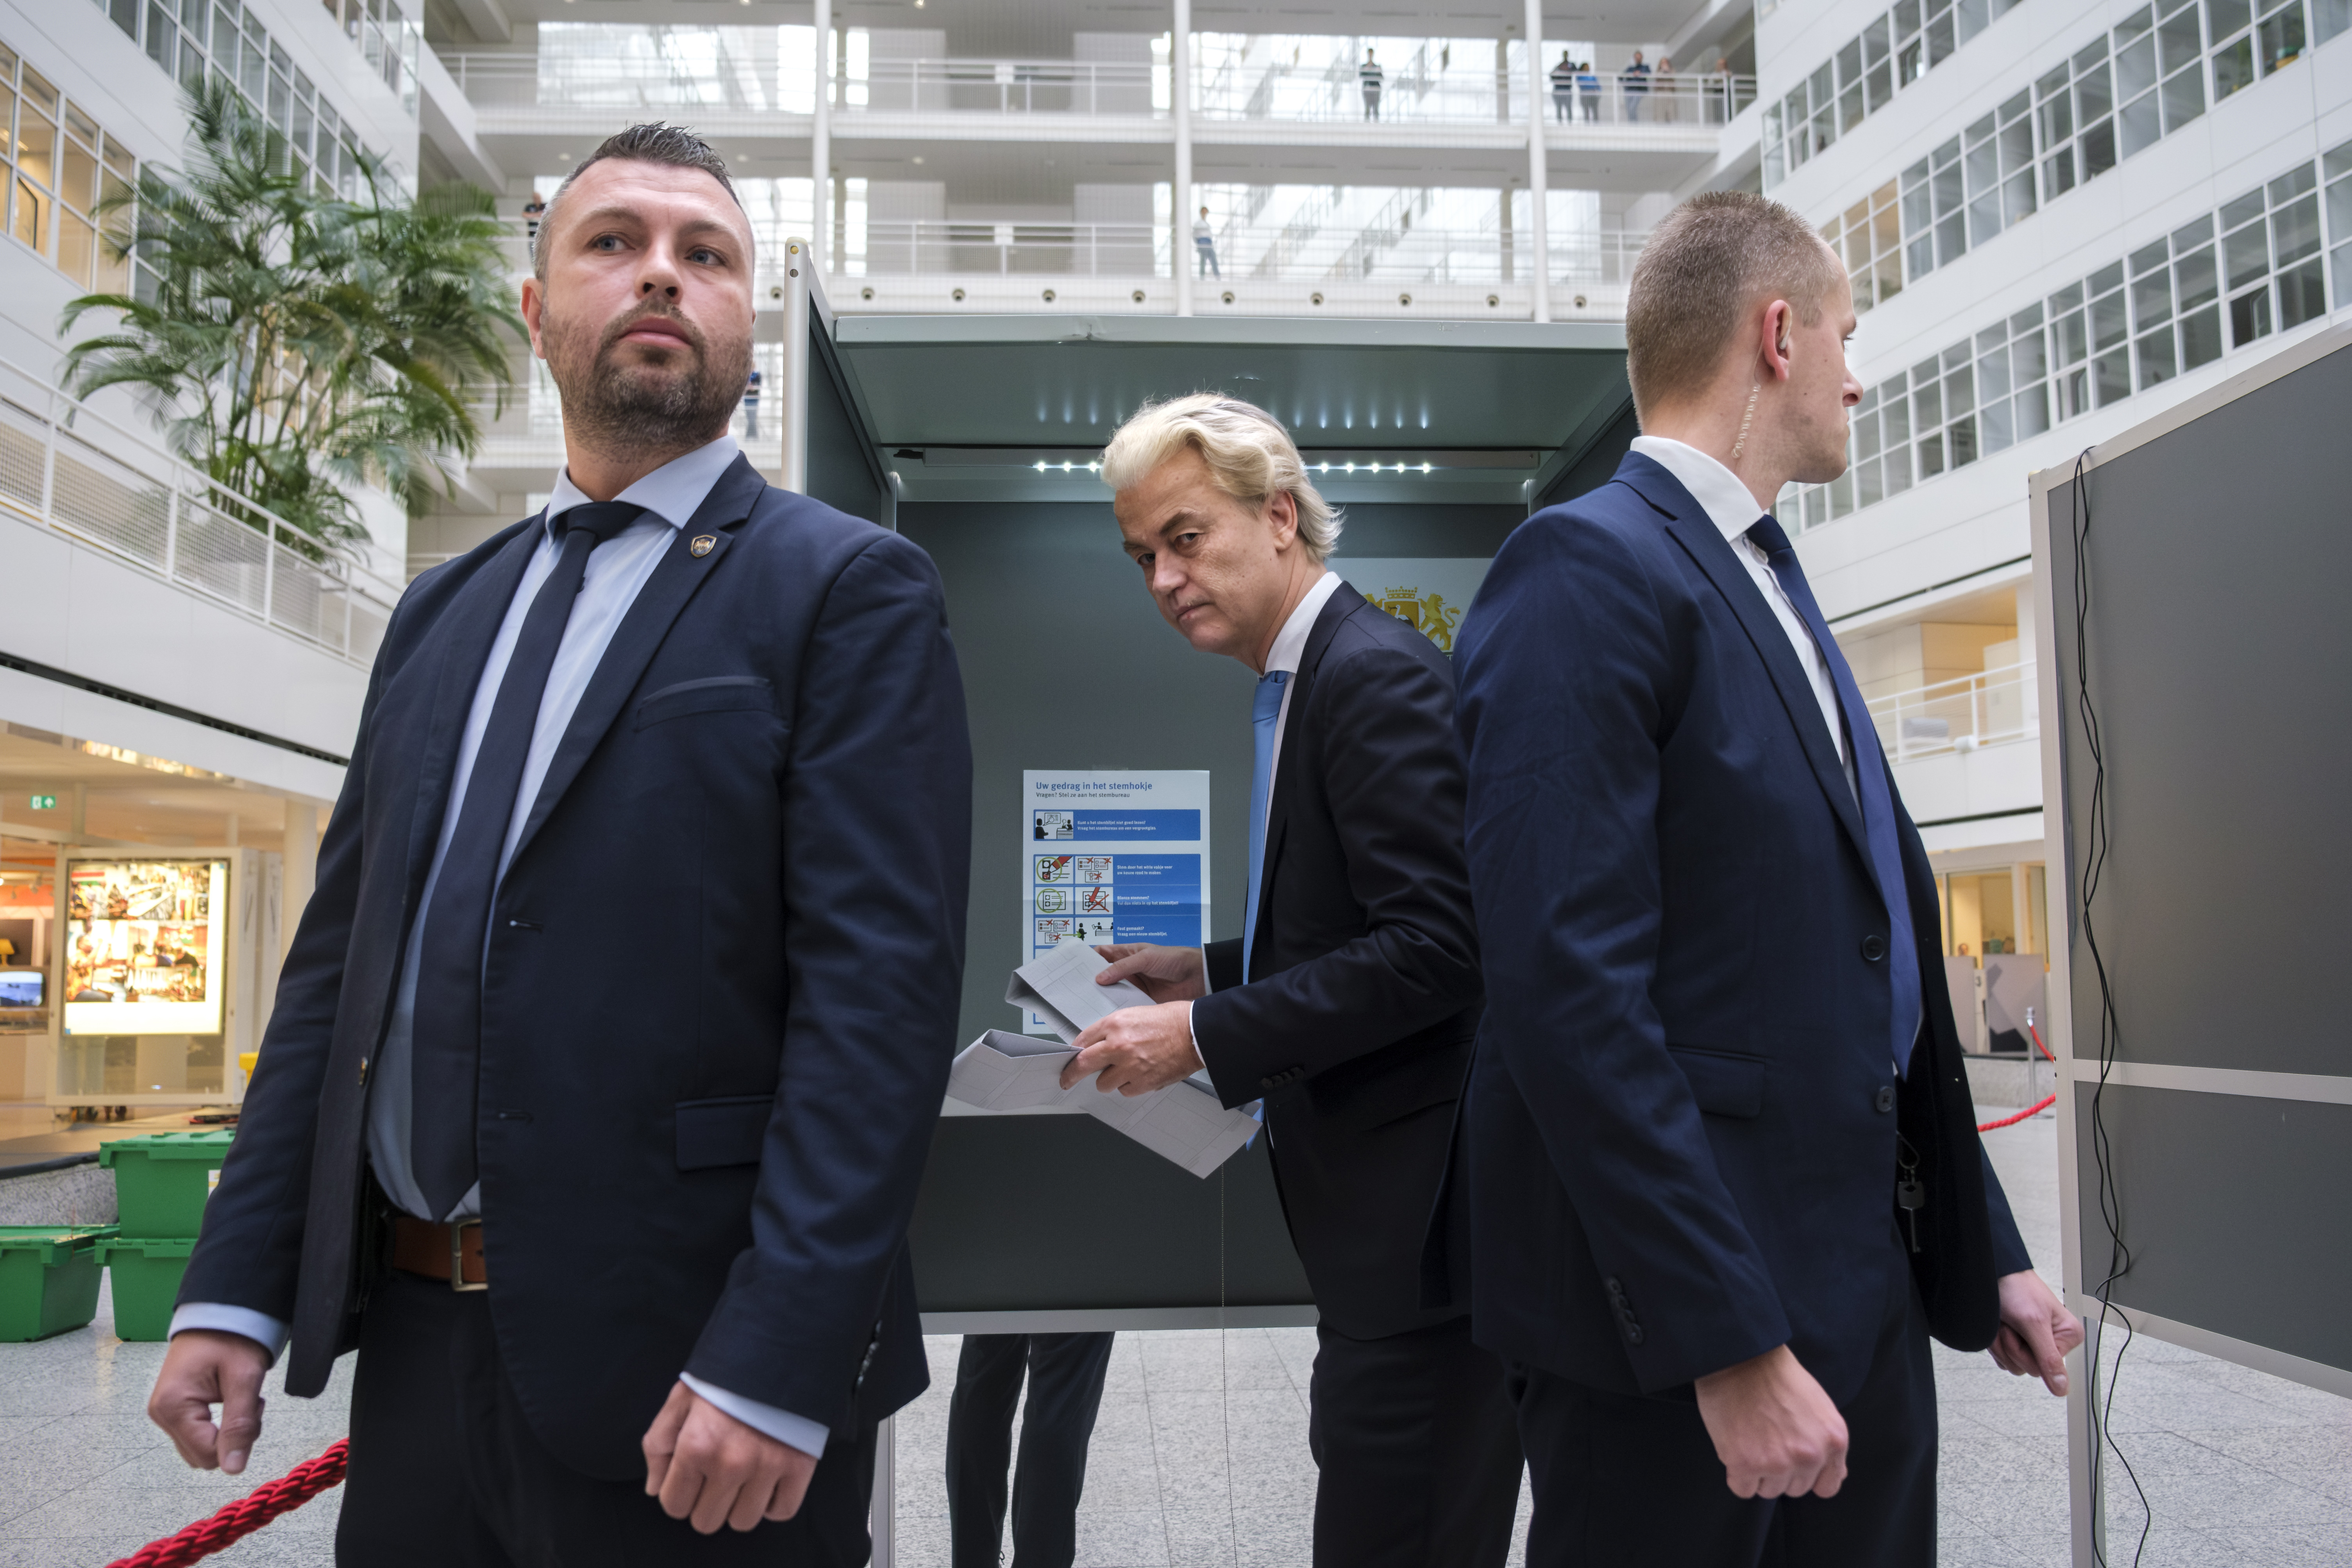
946, 1030, 1263, 1179
1004, 935, 1157, 1042
943, 938, 1263, 1179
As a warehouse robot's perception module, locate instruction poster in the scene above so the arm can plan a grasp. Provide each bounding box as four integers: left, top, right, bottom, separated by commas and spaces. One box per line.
1022, 770, 1209, 1035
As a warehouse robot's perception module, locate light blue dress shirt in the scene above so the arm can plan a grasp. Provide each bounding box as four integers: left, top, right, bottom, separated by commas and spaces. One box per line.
172, 437, 834, 1459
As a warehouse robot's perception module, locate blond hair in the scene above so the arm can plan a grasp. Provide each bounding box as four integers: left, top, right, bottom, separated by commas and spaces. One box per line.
1625, 191, 1846, 419
1100, 394, 1342, 562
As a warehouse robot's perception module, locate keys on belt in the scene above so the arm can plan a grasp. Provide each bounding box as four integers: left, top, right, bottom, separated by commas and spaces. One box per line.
393, 1215, 487, 1291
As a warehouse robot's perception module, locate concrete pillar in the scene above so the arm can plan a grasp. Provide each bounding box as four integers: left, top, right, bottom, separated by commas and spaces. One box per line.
811, 0, 833, 275
1524, 0, 1550, 323
1171, 0, 1193, 317
281, 800, 319, 962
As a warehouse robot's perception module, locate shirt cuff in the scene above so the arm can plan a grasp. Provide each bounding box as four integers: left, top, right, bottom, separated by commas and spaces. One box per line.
677, 1373, 830, 1460
169, 1303, 291, 1364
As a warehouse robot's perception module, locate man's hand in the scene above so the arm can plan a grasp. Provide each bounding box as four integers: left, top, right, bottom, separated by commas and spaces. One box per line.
149, 1329, 272, 1475
642, 1383, 818, 1535
1092, 943, 1208, 1003
1693, 1344, 1850, 1500
1062, 1000, 1203, 1095
1989, 1270, 2082, 1396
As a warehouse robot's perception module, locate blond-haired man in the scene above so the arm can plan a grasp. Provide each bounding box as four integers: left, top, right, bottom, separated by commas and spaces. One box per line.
1449, 191, 2078, 1562
1062, 395, 1522, 1565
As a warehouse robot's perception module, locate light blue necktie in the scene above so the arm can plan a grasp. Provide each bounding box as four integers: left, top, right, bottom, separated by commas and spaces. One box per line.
1242, 670, 1289, 980
1747, 514, 1922, 1076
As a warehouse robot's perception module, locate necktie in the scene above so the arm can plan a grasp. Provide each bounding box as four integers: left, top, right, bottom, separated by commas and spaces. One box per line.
1745, 514, 1922, 1077
411, 501, 645, 1218
1242, 670, 1289, 982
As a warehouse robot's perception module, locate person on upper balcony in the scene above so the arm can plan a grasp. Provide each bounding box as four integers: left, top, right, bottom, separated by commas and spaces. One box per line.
1623, 50, 1652, 120
1360, 48, 1385, 120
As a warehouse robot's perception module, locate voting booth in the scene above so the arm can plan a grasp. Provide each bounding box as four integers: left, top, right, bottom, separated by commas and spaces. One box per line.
2031, 322, 2352, 1565
768, 249, 1632, 1552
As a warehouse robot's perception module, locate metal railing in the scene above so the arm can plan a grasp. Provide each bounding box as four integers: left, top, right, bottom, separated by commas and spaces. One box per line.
1533, 72, 1758, 125
833, 220, 1644, 287
1197, 59, 1525, 125
445, 50, 807, 112
1867, 660, 2037, 761
443, 47, 1750, 128
845, 58, 1162, 116
0, 357, 402, 667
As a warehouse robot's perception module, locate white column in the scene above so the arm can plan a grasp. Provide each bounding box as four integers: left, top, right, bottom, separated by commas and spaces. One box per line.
811, 0, 833, 275
1171, 0, 1193, 316
1524, 0, 1550, 323
281, 800, 319, 964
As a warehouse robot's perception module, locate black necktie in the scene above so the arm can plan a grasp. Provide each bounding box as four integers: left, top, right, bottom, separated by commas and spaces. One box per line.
411, 501, 643, 1218
1744, 513, 1922, 1075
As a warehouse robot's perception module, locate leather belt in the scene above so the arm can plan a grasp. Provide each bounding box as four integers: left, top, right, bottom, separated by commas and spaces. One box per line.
393, 1216, 487, 1292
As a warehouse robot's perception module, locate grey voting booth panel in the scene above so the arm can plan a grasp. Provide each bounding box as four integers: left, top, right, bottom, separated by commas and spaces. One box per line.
2033, 324, 2352, 1561
783, 297, 1636, 1326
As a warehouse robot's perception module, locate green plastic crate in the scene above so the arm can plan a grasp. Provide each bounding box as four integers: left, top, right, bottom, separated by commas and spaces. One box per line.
98, 1130, 235, 1239
0, 1226, 118, 1341
99, 1236, 197, 1342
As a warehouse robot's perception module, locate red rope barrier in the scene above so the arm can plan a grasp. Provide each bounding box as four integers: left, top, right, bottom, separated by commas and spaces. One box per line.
107, 1440, 349, 1568
1975, 1019, 2061, 1132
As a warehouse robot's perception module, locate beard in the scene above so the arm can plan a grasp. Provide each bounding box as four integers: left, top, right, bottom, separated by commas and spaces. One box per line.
542, 299, 751, 458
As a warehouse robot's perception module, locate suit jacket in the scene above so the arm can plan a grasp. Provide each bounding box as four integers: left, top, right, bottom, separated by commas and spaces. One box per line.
179, 457, 973, 1477
1448, 452, 2028, 1405
1192, 581, 1483, 1341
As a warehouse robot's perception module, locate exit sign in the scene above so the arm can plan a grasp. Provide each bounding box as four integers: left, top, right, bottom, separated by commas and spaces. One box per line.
27, 795, 55, 810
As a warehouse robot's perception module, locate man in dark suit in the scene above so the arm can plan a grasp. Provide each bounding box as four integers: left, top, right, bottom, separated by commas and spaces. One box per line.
1058, 394, 1522, 1566
1450, 190, 2079, 1564
144, 124, 972, 1565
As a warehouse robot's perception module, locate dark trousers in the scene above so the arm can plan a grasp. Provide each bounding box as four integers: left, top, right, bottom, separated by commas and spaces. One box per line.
1510, 1269, 1935, 1567
1308, 1315, 1523, 1568
337, 1272, 877, 1567
945, 1332, 1116, 1568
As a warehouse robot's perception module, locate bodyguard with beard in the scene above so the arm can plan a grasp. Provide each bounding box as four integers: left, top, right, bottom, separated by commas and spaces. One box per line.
146, 125, 973, 1566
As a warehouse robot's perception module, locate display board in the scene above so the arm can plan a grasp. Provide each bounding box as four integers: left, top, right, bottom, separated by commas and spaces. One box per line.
63, 859, 228, 1035
2033, 324, 2352, 1393
1021, 770, 1208, 1033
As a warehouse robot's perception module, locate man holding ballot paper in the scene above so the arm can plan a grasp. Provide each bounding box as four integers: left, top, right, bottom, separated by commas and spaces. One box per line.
1054, 395, 1523, 1567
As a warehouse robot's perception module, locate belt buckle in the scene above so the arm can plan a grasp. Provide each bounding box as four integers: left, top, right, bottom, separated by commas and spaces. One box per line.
449, 1218, 486, 1293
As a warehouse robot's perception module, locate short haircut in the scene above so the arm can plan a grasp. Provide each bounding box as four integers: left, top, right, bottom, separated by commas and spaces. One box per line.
1624, 191, 1846, 418
1101, 394, 1343, 562
533, 123, 746, 281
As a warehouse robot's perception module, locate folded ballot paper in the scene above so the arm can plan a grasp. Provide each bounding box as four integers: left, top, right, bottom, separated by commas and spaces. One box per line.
945, 938, 1262, 1179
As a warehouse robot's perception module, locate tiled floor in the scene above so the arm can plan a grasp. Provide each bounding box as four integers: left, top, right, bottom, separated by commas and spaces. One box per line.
1, 1112, 2344, 1566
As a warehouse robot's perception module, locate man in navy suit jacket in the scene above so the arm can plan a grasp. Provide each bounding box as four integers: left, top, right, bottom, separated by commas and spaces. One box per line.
145, 126, 971, 1564
1451, 192, 2080, 1563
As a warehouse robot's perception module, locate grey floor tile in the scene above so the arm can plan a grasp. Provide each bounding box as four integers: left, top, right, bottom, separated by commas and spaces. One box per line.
1073, 1504, 1177, 1567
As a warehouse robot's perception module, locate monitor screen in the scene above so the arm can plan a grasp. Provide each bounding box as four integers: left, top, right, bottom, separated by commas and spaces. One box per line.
0, 970, 44, 1009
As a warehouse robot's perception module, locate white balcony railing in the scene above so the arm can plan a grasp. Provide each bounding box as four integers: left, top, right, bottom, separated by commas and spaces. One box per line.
835, 220, 1644, 287
442, 46, 1751, 131
445, 50, 806, 113
1868, 661, 2037, 762
0, 357, 402, 667
1199, 66, 1754, 127
848, 59, 1163, 116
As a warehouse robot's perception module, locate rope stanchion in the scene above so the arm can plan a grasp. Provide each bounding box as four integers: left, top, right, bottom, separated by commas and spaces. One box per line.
106, 1440, 349, 1568
1976, 1018, 2060, 1134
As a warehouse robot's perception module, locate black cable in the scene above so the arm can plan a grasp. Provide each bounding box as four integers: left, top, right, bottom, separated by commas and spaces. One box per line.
2071, 450, 2149, 1566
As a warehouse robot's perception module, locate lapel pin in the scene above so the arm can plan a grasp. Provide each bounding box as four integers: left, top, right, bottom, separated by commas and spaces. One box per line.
690, 535, 717, 557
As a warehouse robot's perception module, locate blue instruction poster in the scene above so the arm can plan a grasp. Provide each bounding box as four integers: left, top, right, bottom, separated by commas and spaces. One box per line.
1022, 770, 1210, 1035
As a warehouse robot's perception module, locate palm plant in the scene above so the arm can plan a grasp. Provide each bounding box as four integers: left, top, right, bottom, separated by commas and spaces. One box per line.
61, 75, 521, 554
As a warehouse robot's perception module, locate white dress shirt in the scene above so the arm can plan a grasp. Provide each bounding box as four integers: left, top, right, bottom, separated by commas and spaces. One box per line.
1630, 436, 1921, 1060
1628, 436, 1854, 803
172, 437, 833, 1459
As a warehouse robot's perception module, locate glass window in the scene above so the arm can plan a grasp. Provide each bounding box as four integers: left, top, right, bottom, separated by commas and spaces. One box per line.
2325, 137, 2352, 305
